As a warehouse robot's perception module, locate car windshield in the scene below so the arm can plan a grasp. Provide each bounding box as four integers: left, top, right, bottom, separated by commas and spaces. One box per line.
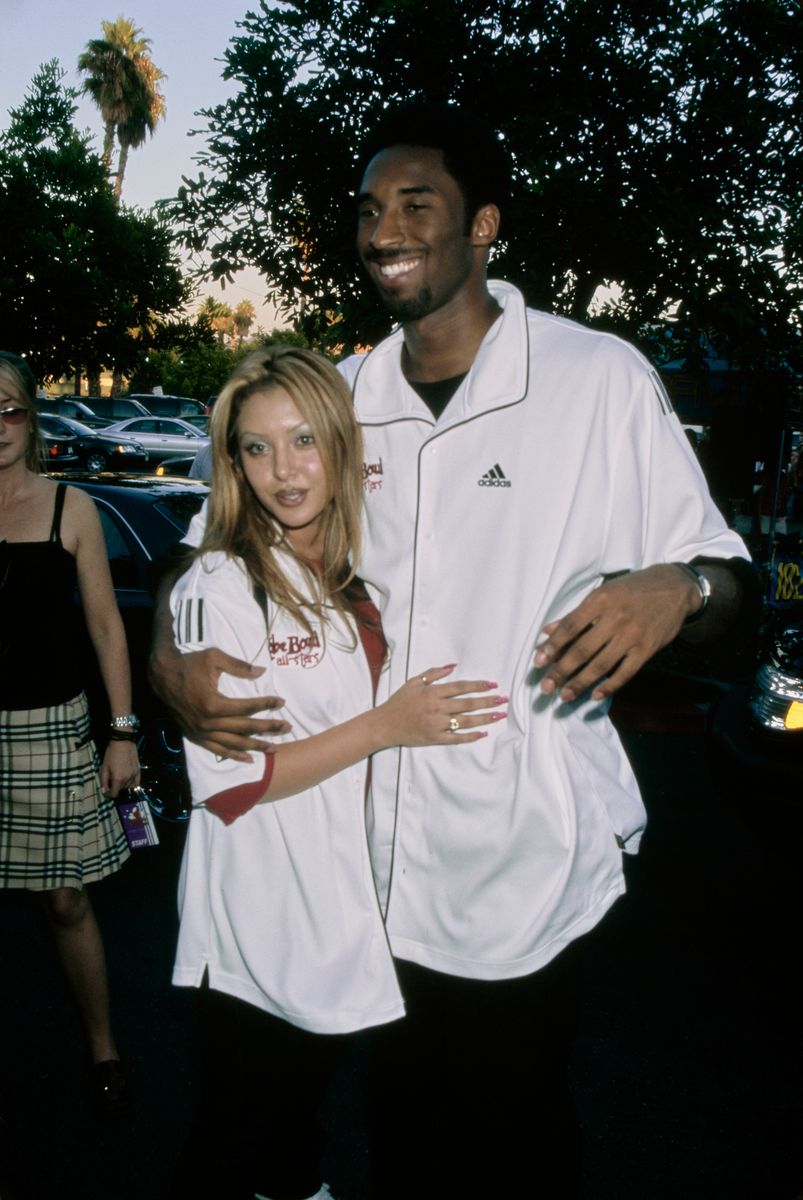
40, 419, 76, 440
58, 417, 97, 437
39, 416, 70, 434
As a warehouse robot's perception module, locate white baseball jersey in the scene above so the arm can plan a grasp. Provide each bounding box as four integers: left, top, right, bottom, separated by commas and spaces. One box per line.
171, 551, 403, 1033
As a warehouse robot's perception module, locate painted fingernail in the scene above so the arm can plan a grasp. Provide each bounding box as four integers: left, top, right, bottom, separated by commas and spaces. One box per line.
541, 678, 556, 694
490, 711, 508, 721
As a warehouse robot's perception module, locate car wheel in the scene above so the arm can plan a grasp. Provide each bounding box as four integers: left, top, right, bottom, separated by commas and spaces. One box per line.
86, 451, 107, 472
136, 720, 191, 823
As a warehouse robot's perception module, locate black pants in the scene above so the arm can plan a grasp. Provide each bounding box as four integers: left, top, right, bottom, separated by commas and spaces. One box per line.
171, 986, 349, 1200
368, 941, 586, 1199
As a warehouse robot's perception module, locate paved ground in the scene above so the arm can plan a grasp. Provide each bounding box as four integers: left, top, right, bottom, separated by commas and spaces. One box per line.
1, 730, 801, 1200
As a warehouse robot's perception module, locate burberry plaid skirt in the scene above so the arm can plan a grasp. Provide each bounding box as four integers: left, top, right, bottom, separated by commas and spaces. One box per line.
0, 692, 129, 891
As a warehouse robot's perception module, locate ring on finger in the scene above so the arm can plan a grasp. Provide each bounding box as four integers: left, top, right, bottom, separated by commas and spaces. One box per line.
448, 717, 460, 732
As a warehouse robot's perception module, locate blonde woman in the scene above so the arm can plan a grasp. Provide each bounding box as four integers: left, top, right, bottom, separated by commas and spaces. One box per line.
169, 346, 505, 1200
0, 352, 139, 1114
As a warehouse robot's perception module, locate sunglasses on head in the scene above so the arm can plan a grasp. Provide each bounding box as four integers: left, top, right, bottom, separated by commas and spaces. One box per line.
0, 405, 28, 425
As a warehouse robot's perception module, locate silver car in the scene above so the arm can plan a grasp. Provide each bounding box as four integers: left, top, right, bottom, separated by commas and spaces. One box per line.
102, 416, 210, 462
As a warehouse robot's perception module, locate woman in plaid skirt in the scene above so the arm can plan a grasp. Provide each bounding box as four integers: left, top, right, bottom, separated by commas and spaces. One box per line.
0, 352, 139, 1115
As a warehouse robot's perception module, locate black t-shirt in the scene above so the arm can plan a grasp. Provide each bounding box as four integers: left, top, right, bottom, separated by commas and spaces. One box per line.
407, 373, 468, 420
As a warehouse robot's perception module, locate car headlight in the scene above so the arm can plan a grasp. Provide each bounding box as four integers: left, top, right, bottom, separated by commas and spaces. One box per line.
116, 443, 142, 454
749, 662, 803, 732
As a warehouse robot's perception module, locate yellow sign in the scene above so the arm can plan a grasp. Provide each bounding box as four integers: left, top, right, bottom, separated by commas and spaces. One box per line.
773, 559, 803, 604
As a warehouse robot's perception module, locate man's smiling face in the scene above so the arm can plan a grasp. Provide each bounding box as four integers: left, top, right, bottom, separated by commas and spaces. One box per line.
356, 144, 477, 323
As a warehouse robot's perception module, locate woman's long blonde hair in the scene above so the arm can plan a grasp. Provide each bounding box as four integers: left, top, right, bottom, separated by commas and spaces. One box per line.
198, 346, 364, 633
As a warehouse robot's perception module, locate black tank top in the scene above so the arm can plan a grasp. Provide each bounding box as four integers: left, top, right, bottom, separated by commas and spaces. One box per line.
0, 483, 83, 710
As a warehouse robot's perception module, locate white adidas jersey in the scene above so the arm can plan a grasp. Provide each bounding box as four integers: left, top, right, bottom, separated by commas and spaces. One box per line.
347, 281, 748, 980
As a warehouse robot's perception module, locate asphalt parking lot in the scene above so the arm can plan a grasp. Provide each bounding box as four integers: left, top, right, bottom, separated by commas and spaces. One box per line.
1, 729, 801, 1200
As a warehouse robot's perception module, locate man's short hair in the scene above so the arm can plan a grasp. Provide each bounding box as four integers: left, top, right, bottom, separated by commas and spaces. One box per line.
357, 102, 511, 223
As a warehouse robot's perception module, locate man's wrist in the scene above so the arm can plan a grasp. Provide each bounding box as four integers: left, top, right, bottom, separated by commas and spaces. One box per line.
148, 633, 182, 692
673, 562, 712, 623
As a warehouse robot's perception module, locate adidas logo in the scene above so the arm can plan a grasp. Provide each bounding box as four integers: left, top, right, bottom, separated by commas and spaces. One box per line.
477, 463, 511, 488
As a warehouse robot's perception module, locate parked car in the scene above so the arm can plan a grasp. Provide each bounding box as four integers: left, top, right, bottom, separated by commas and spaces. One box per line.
747, 619, 803, 734
101, 417, 210, 463
182, 414, 209, 433
40, 428, 80, 467
37, 397, 109, 428
79, 395, 152, 422
610, 550, 803, 797
710, 612, 803, 791
38, 414, 149, 472
128, 393, 207, 420
154, 453, 195, 477
48, 472, 210, 822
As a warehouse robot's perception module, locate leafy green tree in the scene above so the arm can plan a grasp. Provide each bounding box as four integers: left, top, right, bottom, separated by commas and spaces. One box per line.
168, 0, 803, 374
128, 337, 236, 399
127, 323, 313, 397
79, 17, 166, 204
0, 60, 189, 384
254, 327, 310, 351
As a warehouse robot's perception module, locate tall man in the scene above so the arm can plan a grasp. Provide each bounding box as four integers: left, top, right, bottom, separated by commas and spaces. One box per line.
152, 104, 751, 1197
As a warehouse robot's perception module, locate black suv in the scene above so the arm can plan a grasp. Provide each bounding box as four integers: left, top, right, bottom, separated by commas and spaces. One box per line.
129, 394, 207, 421
81, 396, 152, 422
37, 397, 107, 427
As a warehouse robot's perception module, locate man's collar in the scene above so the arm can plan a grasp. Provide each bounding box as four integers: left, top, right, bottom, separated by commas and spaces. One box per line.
353, 281, 530, 424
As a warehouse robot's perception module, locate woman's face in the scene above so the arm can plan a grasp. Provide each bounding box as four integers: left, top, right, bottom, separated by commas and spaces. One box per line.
235, 385, 330, 557
0, 387, 31, 473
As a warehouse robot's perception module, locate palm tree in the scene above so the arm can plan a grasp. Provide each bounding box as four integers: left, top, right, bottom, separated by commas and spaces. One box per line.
114, 55, 166, 203
198, 297, 234, 346
78, 17, 165, 203
78, 36, 137, 172
232, 300, 257, 347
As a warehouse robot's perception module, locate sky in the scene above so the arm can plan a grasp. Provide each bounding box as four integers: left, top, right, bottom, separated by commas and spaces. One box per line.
1, 0, 281, 323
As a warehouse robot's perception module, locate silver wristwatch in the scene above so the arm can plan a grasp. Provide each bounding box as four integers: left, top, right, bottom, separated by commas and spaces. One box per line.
110, 713, 140, 732
675, 562, 712, 624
